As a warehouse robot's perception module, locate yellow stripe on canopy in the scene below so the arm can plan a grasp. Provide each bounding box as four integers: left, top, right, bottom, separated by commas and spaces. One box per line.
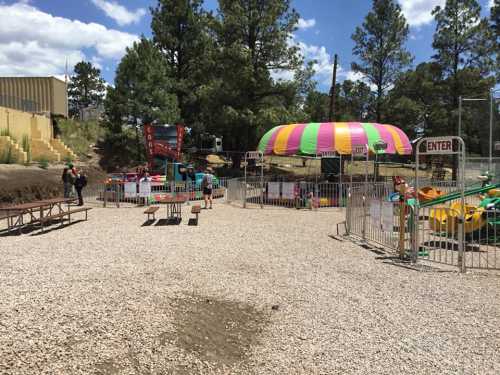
334, 122, 351, 154
274, 124, 297, 155
384, 125, 405, 154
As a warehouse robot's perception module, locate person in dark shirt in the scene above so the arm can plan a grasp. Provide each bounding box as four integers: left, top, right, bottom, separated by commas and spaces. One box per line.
74, 169, 88, 206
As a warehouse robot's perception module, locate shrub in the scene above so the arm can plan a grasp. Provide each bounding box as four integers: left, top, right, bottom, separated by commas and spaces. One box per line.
0, 145, 17, 164
21, 134, 31, 162
38, 157, 49, 169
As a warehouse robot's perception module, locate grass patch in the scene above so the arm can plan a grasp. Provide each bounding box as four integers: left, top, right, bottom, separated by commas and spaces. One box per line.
21, 134, 31, 162
59, 119, 104, 159
38, 157, 49, 169
0, 145, 17, 164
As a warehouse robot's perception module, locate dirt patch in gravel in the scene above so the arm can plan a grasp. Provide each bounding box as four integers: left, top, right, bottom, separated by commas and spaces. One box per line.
164, 296, 268, 372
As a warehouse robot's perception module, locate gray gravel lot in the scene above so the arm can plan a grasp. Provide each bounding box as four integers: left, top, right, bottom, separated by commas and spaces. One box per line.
1, 203, 499, 374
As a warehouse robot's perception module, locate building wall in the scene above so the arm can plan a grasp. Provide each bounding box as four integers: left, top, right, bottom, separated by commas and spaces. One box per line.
0, 77, 68, 117
0, 106, 75, 163
0, 106, 52, 142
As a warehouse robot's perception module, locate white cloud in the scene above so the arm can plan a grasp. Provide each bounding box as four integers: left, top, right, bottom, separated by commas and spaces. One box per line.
297, 18, 316, 30
397, 0, 444, 27
0, 2, 138, 76
489, 0, 495, 8
272, 36, 334, 86
91, 0, 146, 27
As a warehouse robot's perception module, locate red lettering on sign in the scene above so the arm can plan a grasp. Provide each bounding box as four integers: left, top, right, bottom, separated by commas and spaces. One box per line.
427, 140, 452, 153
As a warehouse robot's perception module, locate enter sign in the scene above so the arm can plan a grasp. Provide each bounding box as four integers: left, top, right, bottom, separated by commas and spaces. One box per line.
426, 139, 453, 154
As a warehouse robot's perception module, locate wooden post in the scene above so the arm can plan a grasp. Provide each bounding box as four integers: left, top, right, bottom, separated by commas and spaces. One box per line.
328, 54, 338, 122
398, 187, 406, 259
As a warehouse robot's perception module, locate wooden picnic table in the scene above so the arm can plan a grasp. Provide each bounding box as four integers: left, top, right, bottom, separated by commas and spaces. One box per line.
0, 198, 76, 233
157, 196, 186, 223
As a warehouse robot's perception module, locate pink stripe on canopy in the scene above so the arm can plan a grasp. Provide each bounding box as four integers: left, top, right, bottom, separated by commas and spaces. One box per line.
265, 126, 283, 155
286, 124, 307, 154
348, 122, 368, 148
316, 122, 335, 154
374, 123, 396, 154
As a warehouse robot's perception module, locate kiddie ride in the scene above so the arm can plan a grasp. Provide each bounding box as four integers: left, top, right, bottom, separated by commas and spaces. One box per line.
103, 123, 223, 203
392, 174, 500, 244
105, 164, 223, 203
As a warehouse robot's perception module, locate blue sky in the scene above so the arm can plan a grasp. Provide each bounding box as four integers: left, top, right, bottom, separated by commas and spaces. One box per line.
0, 0, 495, 91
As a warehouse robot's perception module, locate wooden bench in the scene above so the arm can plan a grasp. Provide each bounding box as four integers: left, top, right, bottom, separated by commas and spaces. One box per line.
144, 206, 160, 221
0, 210, 22, 232
190, 205, 201, 226
39, 207, 92, 231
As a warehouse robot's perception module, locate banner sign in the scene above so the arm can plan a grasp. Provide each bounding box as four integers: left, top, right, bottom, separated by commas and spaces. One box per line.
144, 123, 185, 168
352, 144, 367, 157
320, 151, 337, 158
246, 151, 263, 161
124, 182, 137, 198
267, 182, 280, 199
425, 139, 453, 154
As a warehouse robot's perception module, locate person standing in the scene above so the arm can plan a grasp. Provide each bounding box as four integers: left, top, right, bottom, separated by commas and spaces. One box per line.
62, 166, 76, 198
74, 169, 88, 206
201, 168, 214, 209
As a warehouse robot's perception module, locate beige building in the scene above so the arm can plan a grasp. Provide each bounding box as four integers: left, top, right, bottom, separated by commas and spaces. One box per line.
0, 77, 68, 118
0, 106, 76, 164
0, 77, 75, 164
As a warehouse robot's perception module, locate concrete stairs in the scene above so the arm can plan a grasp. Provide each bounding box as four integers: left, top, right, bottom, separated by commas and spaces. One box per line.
31, 139, 61, 163
0, 136, 27, 164
50, 138, 77, 161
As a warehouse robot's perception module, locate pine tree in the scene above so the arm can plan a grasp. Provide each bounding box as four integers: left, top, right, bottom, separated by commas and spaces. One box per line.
491, 0, 500, 82
105, 37, 180, 163
68, 61, 106, 118
351, 0, 413, 122
205, 0, 304, 165
107, 37, 179, 126
432, 0, 494, 79
151, 0, 215, 130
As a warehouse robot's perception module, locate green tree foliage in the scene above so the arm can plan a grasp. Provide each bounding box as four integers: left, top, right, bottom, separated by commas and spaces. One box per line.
432, 0, 494, 79
304, 80, 375, 122
106, 37, 179, 127
202, 0, 306, 165
491, 0, 500, 82
68, 61, 106, 118
386, 62, 494, 154
103, 37, 180, 167
351, 0, 413, 122
151, 0, 215, 132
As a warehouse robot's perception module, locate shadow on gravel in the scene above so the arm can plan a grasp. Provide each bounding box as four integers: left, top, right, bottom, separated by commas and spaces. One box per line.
0, 220, 83, 237
160, 296, 269, 373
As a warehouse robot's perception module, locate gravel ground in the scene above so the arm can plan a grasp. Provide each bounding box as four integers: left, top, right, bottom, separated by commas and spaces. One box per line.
1, 202, 499, 374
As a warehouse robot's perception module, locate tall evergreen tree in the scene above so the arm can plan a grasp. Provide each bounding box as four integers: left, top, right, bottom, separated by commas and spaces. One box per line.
206, 0, 304, 165
68, 61, 106, 118
432, 0, 494, 80
151, 0, 215, 131
351, 0, 413, 122
106, 37, 179, 127
104, 37, 180, 165
491, 0, 500, 82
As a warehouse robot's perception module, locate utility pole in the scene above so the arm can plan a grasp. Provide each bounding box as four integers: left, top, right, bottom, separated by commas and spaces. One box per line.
328, 54, 338, 122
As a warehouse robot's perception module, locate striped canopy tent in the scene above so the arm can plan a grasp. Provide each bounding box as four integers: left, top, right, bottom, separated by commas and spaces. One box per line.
257, 122, 412, 156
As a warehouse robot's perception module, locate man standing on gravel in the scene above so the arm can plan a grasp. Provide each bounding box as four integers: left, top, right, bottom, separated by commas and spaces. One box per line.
201, 168, 214, 209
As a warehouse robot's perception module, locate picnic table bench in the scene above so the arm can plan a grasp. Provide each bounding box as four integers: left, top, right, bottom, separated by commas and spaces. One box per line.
190, 205, 201, 225
144, 206, 160, 221
39, 206, 92, 232
0, 198, 90, 234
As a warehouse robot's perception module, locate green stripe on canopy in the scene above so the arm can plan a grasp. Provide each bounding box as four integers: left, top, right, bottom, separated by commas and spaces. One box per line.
361, 123, 383, 154
299, 122, 321, 155
258, 127, 277, 153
